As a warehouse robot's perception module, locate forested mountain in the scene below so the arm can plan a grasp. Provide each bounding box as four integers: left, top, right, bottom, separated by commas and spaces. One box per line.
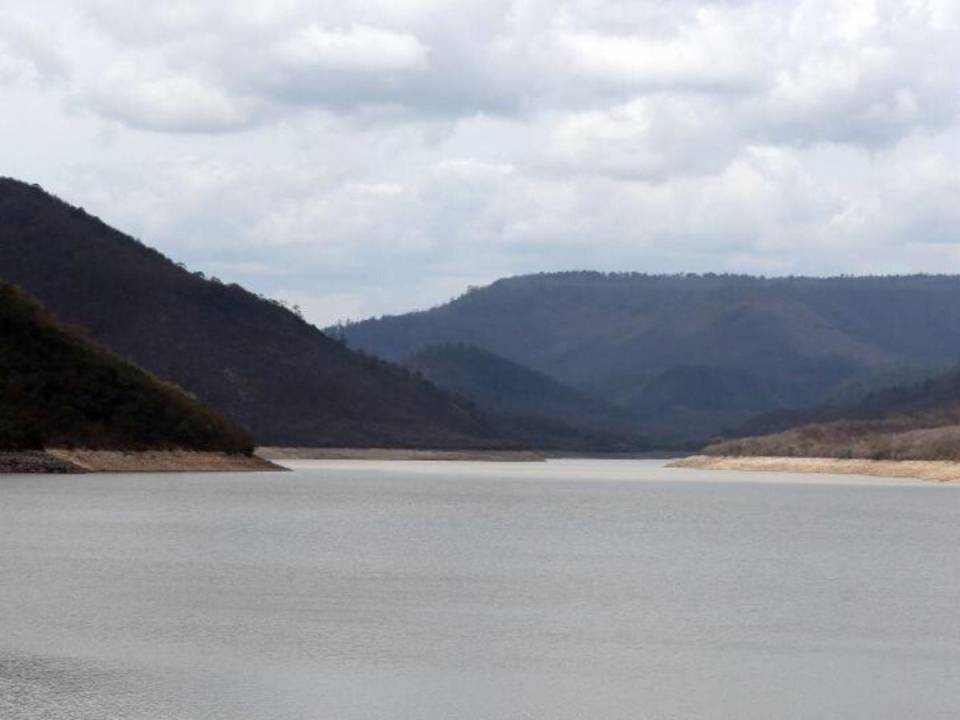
706, 364, 960, 461
0, 281, 251, 452
0, 178, 507, 449
339, 271, 960, 444
405, 344, 646, 451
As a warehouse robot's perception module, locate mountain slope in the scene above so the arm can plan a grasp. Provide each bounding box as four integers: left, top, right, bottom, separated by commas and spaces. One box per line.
338, 271, 960, 444
0, 281, 251, 452
405, 344, 646, 451
0, 178, 505, 449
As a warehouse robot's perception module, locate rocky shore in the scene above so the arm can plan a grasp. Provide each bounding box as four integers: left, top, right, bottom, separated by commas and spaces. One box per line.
0, 451, 83, 473
0, 450, 283, 474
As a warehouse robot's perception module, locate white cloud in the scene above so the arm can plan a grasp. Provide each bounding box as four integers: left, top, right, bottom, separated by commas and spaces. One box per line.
275, 24, 428, 72
86, 62, 259, 132
555, 14, 761, 93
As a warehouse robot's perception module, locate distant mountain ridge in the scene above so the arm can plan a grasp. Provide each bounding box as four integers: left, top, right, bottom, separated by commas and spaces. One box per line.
405, 343, 646, 451
339, 271, 960, 444
0, 177, 509, 449
0, 281, 251, 452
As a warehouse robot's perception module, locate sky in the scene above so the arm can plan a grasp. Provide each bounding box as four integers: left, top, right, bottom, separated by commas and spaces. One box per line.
1, 0, 959, 326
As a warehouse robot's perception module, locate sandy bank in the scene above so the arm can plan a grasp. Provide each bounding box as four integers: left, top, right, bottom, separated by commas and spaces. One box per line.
33, 449, 284, 473
670, 455, 960, 482
258, 447, 544, 462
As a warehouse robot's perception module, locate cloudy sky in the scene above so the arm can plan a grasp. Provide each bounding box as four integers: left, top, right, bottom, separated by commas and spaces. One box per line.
2, 0, 959, 325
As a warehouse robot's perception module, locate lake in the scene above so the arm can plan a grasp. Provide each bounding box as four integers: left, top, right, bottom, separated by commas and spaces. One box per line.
2, 459, 959, 719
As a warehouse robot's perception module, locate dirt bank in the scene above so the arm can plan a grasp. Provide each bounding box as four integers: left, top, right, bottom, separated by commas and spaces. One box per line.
258, 447, 544, 462
38, 449, 284, 473
670, 455, 960, 482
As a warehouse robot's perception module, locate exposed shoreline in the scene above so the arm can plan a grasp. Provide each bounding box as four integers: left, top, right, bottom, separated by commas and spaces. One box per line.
257, 447, 545, 462
0, 451, 83, 474
0, 450, 283, 474
670, 455, 960, 483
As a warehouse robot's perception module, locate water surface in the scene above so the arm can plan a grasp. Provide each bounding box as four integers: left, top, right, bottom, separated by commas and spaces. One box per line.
2, 459, 959, 719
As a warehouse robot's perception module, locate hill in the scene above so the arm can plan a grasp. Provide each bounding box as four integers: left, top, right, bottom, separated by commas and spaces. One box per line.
726, 362, 954, 439
0, 178, 508, 449
338, 271, 960, 444
704, 365, 960, 461
0, 281, 251, 453
405, 344, 646, 451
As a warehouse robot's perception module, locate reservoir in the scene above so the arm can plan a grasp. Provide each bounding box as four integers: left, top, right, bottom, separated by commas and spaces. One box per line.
2, 459, 959, 719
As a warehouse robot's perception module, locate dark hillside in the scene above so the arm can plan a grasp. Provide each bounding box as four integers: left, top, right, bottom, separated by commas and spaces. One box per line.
405, 344, 647, 451
340, 272, 960, 444
0, 178, 505, 449
0, 282, 251, 452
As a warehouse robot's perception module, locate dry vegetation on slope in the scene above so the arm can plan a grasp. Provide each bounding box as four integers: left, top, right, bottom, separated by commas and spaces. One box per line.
706, 422, 960, 462
705, 373, 960, 461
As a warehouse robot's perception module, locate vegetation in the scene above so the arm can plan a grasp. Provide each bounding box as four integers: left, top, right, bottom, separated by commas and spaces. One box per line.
339, 271, 960, 445
0, 178, 511, 449
0, 282, 252, 452
405, 344, 647, 451
11, 175, 960, 454
705, 365, 960, 461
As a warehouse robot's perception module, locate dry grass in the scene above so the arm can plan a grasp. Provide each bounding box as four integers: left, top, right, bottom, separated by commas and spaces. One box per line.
707, 423, 960, 462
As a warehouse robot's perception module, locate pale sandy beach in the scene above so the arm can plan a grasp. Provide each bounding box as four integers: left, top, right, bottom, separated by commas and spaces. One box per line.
671, 455, 960, 483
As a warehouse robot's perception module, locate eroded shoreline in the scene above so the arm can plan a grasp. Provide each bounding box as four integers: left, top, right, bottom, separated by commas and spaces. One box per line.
258, 447, 545, 462
1, 450, 283, 474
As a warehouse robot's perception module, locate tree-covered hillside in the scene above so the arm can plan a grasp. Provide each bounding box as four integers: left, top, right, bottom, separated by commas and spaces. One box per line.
0, 282, 252, 452
406, 344, 647, 451
0, 178, 509, 449
339, 271, 960, 444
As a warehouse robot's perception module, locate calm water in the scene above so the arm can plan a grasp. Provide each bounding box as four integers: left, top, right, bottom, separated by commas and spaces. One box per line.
2, 459, 959, 719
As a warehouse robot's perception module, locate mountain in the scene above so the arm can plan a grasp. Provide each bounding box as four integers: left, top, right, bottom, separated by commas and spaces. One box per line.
405, 344, 646, 451
0, 281, 251, 452
337, 271, 960, 445
704, 365, 960, 461
0, 178, 507, 449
